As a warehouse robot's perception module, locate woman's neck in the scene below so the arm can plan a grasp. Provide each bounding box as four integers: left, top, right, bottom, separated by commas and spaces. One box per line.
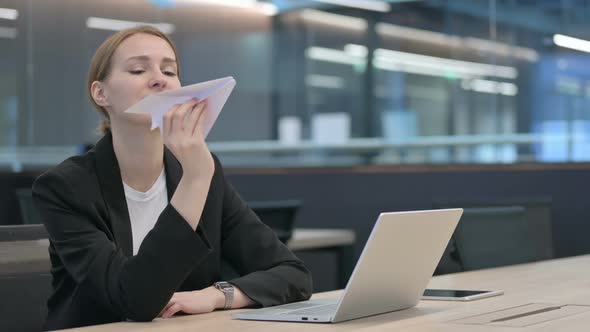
111, 123, 164, 193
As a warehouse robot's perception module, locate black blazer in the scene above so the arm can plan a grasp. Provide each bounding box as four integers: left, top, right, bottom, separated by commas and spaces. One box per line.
32, 133, 312, 331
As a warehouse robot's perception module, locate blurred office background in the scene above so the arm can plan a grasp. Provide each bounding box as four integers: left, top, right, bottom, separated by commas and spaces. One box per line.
2, 2, 590, 328
1, 0, 590, 168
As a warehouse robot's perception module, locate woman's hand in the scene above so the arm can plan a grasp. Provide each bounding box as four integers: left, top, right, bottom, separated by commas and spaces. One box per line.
159, 286, 257, 319
159, 287, 224, 319
164, 98, 215, 229
162, 98, 214, 181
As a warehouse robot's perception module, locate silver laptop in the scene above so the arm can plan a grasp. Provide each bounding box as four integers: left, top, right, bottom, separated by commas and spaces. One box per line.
232, 208, 463, 323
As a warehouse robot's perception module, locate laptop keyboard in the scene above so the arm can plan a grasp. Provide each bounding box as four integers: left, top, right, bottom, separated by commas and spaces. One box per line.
285, 303, 338, 316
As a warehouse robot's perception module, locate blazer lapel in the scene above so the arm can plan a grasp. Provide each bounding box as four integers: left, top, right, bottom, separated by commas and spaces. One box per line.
93, 134, 185, 257
94, 133, 133, 257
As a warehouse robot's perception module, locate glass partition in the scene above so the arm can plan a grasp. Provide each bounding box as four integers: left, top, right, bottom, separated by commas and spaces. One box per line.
1, 0, 589, 169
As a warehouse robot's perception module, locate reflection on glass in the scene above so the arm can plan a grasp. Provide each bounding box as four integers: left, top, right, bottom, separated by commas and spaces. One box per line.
1, 0, 590, 169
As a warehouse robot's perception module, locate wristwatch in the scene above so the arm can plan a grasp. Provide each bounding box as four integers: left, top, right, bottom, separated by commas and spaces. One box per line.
214, 281, 234, 310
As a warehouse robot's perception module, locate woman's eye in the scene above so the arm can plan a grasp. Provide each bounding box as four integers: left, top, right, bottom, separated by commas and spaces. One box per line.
164, 71, 177, 77
129, 70, 145, 75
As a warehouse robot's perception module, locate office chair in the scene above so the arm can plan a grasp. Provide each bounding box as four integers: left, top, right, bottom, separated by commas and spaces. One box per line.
434, 197, 554, 261
0, 223, 51, 332
454, 206, 536, 271
248, 200, 302, 244
16, 188, 44, 225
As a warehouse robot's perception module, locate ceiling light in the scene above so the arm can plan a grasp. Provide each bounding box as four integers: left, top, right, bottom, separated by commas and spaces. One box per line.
86, 17, 175, 34
0, 8, 18, 20
301, 9, 367, 31
306, 74, 345, 89
377, 22, 538, 62
553, 34, 590, 53
308, 45, 518, 80
311, 0, 390, 12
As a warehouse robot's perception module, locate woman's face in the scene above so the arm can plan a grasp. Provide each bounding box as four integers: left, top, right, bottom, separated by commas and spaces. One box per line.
95, 33, 181, 127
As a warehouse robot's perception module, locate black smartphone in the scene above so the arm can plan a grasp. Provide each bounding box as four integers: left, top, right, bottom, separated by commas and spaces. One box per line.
422, 289, 503, 301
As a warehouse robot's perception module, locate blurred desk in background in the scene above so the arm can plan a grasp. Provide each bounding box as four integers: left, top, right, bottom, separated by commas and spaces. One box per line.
0, 228, 355, 332
0, 228, 355, 277
288, 228, 356, 289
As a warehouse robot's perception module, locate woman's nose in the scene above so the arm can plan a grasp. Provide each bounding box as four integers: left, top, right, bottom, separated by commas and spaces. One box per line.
148, 74, 167, 90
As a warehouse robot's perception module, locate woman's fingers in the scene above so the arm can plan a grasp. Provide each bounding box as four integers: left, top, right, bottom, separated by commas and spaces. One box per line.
159, 302, 173, 317
187, 101, 207, 137
162, 104, 180, 137
171, 99, 198, 133
162, 303, 183, 319
165, 98, 202, 137
158, 292, 178, 317
161, 97, 215, 181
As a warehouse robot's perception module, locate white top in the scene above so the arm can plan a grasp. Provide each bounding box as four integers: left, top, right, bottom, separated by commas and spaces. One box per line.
123, 168, 168, 256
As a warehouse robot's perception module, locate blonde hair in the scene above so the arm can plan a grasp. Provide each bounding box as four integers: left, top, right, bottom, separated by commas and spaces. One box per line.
87, 25, 181, 135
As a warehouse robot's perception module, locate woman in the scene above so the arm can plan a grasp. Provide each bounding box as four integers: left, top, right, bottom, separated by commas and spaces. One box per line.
32, 25, 312, 330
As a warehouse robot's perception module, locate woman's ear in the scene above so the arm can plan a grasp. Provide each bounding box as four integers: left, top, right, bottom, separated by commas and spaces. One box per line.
90, 81, 110, 108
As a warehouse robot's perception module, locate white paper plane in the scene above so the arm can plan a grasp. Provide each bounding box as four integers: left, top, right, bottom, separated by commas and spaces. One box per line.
125, 76, 236, 137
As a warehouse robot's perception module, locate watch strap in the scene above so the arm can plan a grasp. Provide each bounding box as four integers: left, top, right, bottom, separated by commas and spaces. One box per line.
214, 281, 234, 310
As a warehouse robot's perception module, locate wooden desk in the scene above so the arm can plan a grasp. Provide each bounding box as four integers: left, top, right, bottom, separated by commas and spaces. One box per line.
56, 255, 590, 331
